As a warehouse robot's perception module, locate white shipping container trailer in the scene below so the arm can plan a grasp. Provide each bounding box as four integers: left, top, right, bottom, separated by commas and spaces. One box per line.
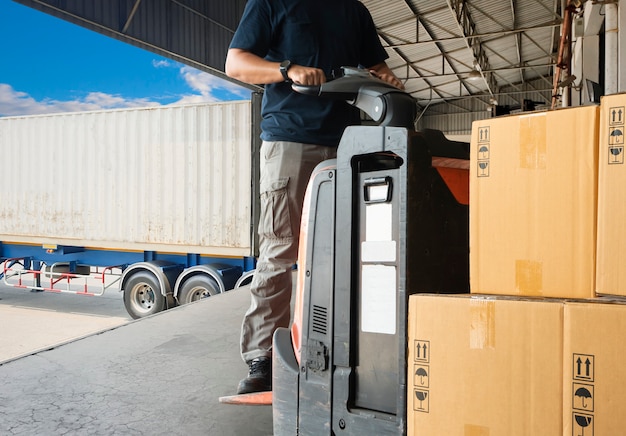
0, 101, 257, 318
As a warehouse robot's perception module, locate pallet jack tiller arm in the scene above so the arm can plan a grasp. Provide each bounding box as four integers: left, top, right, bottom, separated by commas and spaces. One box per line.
292, 67, 418, 129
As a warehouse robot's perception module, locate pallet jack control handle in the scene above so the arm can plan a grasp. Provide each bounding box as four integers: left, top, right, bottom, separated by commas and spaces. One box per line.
291, 67, 417, 128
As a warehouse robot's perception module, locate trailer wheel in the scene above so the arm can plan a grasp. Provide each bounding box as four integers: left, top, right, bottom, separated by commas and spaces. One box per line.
124, 271, 166, 319
178, 275, 220, 305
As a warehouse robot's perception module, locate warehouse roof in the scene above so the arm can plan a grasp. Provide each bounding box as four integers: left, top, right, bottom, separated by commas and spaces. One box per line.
14, 0, 562, 117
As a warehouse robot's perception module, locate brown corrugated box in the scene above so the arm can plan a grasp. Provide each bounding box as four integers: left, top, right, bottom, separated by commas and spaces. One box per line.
596, 93, 626, 296
470, 106, 599, 299
563, 299, 626, 436
407, 294, 563, 436
408, 294, 626, 435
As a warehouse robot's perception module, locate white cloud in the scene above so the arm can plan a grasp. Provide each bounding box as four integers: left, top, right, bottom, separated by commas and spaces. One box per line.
172, 65, 251, 104
0, 61, 251, 117
83, 92, 158, 108
152, 59, 172, 68
0, 83, 161, 117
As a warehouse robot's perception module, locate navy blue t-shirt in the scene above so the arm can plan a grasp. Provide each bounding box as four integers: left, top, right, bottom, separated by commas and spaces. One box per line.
229, 0, 389, 146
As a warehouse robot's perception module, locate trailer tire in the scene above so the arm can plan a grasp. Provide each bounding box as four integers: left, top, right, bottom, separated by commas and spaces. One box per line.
178, 275, 220, 305
124, 271, 166, 319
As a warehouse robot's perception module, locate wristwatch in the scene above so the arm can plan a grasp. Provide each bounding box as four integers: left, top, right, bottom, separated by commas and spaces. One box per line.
279, 60, 292, 82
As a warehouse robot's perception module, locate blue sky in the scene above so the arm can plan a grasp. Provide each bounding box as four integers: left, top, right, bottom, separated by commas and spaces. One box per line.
0, 0, 250, 117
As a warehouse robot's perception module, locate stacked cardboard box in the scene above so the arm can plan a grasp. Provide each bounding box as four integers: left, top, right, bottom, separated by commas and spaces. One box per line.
407, 295, 563, 436
407, 294, 626, 436
470, 95, 626, 298
563, 301, 626, 436
596, 94, 626, 296
407, 100, 626, 435
469, 105, 599, 299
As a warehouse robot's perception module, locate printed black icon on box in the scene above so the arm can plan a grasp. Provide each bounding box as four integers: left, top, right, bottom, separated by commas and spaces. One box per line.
414, 364, 429, 388
478, 144, 490, 160
573, 383, 594, 412
413, 389, 429, 413
609, 127, 624, 145
478, 127, 490, 143
573, 354, 594, 382
608, 146, 624, 164
572, 413, 594, 436
477, 160, 490, 177
415, 340, 430, 363
609, 106, 625, 126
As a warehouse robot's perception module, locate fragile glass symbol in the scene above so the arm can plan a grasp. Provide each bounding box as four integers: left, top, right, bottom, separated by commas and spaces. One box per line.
415, 391, 428, 409
610, 147, 623, 163
478, 161, 489, 175
574, 414, 592, 436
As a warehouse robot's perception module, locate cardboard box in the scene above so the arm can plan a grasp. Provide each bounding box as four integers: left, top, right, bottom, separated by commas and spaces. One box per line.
597, 94, 626, 296
470, 106, 599, 298
407, 294, 563, 436
563, 300, 626, 436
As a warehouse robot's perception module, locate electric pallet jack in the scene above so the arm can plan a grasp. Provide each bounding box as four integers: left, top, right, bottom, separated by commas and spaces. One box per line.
223, 68, 470, 435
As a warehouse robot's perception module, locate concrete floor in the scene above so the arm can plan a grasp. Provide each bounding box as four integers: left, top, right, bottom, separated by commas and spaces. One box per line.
0, 284, 130, 363
0, 286, 273, 435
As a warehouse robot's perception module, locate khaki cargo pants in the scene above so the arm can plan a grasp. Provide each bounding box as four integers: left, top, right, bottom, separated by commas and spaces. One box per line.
240, 141, 336, 363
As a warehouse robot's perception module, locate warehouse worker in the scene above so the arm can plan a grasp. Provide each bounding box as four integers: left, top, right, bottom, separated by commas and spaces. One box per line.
225, 0, 404, 394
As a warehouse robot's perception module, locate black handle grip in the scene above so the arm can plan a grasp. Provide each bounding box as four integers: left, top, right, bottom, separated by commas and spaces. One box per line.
291, 83, 322, 96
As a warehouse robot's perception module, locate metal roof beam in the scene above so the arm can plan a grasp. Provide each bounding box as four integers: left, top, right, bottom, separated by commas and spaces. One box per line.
404, 62, 554, 80
380, 0, 463, 107
170, 0, 236, 33
509, 0, 525, 84
413, 86, 553, 103
395, 0, 477, 100
121, 0, 142, 34
444, 0, 497, 97
383, 21, 561, 49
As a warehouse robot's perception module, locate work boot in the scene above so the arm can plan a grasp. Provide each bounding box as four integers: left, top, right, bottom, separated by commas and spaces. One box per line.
237, 356, 272, 394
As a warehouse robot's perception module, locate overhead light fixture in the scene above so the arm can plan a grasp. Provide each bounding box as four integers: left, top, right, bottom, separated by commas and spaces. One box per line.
468, 69, 482, 81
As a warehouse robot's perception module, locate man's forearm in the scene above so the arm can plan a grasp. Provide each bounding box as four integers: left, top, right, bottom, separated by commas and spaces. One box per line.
225, 49, 285, 85
226, 48, 327, 87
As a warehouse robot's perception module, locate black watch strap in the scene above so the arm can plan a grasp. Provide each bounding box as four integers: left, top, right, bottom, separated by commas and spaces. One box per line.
279, 60, 292, 81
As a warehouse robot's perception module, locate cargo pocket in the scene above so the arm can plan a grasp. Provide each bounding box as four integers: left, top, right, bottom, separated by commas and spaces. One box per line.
259, 178, 293, 240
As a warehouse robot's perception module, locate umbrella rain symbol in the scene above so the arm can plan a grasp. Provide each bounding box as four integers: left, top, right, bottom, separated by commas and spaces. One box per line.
611, 128, 624, 145
415, 367, 428, 385
574, 387, 592, 409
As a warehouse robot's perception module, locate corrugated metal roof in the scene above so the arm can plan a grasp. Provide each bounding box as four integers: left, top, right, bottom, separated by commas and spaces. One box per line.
12, 0, 249, 87
373, 0, 561, 114
14, 0, 566, 124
